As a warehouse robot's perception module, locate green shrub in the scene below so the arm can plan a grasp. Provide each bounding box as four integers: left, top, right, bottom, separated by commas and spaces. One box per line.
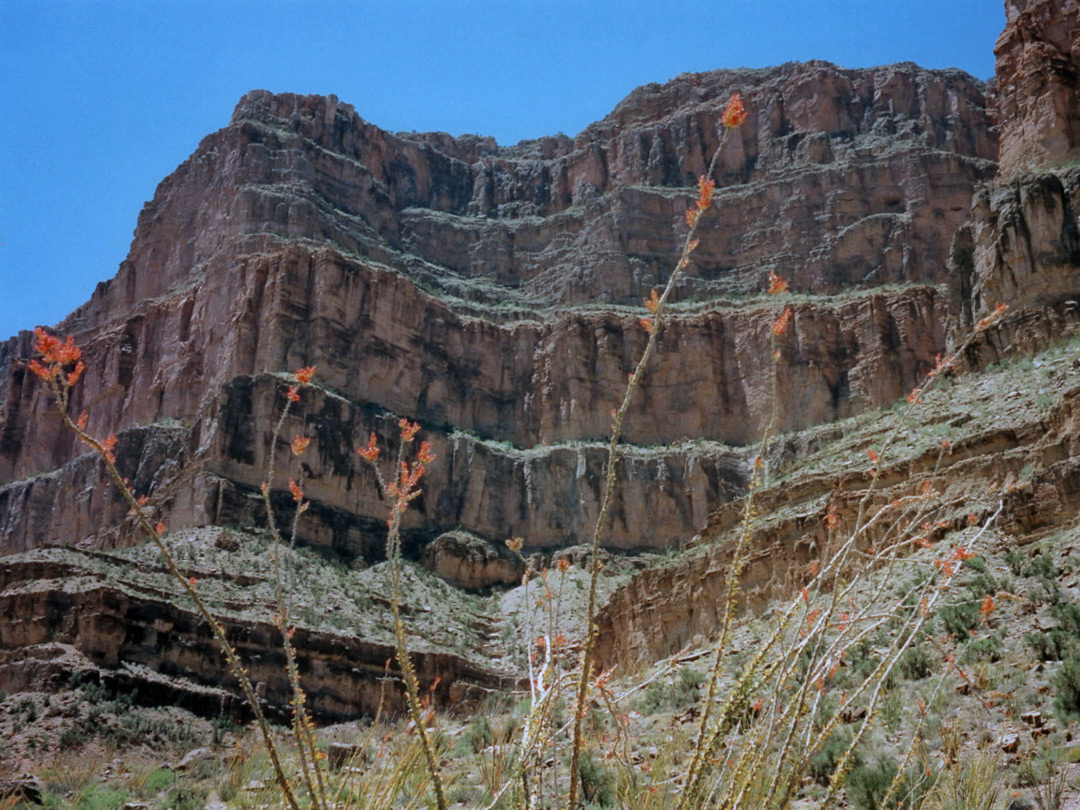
142, 769, 176, 794
1005, 549, 1025, 577
848, 756, 930, 810
1050, 601, 1080, 634
670, 666, 705, 710
960, 635, 1002, 664
159, 787, 206, 810
809, 729, 857, 784
899, 645, 935, 680
1053, 655, 1080, 723
1026, 630, 1073, 661
74, 785, 127, 810
961, 555, 987, 574
1024, 554, 1058, 577
633, 666, 705, 715
835, 638, 883, 689
964, 572, 998, 599
457, 714, 494, 754
939, 603, 980, 641
578, 751, 615, 808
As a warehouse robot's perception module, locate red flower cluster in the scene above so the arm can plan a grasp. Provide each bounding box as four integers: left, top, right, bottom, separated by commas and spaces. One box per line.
29, 327, 85, 386
417, 440, 436, 465
357, 432, 380, 463
696, 175, 715, 211
721, 93, 748, 129
287, 366, 316, 402
399, 418, 421, 443
772, 306, 793, 336
767, 271, 789, 296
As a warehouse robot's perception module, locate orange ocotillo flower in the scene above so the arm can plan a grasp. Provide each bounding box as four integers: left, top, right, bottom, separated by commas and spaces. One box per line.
29, 327, 85, 385
767, 271, 789, 295
722, 93, 748, 129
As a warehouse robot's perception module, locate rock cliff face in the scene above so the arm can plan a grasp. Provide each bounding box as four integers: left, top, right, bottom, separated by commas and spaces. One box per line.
0, 549, 513, 720
594, 2, 1080, 670
995, 0, 1080, 174
0, 63, 994, 555
0, 59, 1003, 716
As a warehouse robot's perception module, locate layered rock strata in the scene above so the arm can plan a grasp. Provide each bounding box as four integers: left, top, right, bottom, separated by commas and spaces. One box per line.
0, 61, 999, 715
995, 0, 1080, 173
0, 550, 512, 720
596, 2, 1080, 670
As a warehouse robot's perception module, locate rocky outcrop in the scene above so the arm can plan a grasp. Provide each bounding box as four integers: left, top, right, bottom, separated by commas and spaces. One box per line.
421, 531, 524, 590
948, 0, 1080, 351
0, 548, 515, 720
597, 358, 1080, 666
595, 0, 1080, 670
949, 167, 1080, 345
995, 0, 1080, 174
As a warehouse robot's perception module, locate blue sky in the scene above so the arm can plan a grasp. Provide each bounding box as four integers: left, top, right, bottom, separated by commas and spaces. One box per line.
1, 0, 1005, 341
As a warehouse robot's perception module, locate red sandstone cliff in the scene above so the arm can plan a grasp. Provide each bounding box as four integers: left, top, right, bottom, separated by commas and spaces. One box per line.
0, 63, 995, 563
995, 0, 1080, 174
595, 2, 1080, 669
0, 58, 1021, 718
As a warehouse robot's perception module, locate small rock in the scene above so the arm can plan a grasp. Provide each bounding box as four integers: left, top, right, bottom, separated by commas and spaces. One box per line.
0, 778, 42, 805
213, 533, 240, 552
420, 531, 525, 590
175, 747, 215, 770
1020, 710, 1044, 728
842, 706, 868, 724
1000, 733, 1020, 753
327, 742, 366, 771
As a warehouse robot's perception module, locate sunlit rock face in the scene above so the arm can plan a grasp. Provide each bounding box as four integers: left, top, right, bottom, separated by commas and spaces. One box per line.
995, 0, 1080, 174
0, 63, 995, 560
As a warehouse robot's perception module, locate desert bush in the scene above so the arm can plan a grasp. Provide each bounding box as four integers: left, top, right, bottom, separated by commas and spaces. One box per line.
809, 729, 858, 784
1027, 746, 1070, 810
1050, 601, 1080, 634
633, 666, 705, 715
924, 752, 1001, 810
577, 750, 616, 808
1027, 629, 1075, 661
1006, 548, 1026, 576
141, 769, 176, 794
848, 756, 931, 810
73, 785, 126, 810
899, 644, 936, 680
1052, 655, 1080, 723
960, 634, 1002, 664
458, 714, 495, 754
939, 602, 981, 640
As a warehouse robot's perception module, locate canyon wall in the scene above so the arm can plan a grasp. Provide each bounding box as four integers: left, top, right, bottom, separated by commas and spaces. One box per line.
0, 63, 995, 562
595, 1, 1080, 668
